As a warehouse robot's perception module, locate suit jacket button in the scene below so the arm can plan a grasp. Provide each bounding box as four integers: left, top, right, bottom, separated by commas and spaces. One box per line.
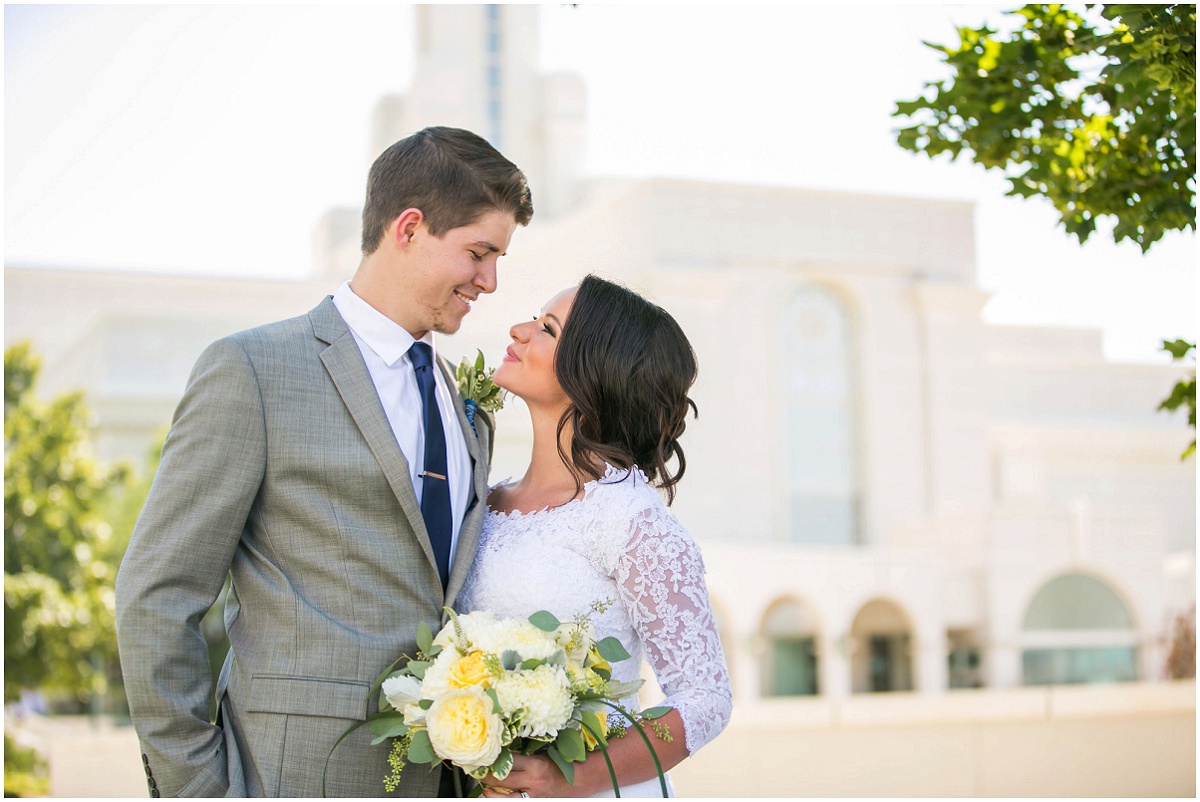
151, 790, 160, 798
142, 753, 150, 765
144, 764, 153, 778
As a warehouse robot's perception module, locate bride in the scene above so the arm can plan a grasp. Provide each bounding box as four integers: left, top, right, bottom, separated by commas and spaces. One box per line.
461, 274, 732, 798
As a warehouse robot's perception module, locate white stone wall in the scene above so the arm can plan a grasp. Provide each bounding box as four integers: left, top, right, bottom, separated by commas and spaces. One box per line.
5, 178, 1194, 698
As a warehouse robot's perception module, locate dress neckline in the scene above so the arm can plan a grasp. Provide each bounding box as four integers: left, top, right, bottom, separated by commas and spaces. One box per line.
486, 463, 647, 520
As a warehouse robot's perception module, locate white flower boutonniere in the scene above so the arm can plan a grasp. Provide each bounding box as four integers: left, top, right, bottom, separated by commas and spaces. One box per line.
456, 350, 505, 427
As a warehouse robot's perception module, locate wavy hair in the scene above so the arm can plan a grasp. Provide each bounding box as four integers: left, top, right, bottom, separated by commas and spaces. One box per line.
554, 275, 698, 505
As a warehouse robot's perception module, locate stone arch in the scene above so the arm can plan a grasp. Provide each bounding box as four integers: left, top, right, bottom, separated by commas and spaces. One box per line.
759, 595, 823, 696
849, 597, 915, 693
1020, 570, 1140, 685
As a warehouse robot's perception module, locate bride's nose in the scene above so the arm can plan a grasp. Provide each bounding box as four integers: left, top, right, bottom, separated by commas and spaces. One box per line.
509, 322, 529, 342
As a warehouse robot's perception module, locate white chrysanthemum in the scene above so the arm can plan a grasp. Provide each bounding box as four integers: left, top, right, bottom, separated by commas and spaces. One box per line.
433, 610, 501, 651
473, 618, 561, 663
493, 664, 574, 738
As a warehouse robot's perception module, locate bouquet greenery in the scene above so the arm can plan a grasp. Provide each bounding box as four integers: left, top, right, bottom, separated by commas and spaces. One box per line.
326, 601, 671, 797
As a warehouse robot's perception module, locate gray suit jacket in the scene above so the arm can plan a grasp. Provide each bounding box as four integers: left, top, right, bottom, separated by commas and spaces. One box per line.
115, 297, 493, 797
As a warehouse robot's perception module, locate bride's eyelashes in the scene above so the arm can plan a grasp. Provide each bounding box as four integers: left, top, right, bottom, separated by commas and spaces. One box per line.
532, 315, 556, 337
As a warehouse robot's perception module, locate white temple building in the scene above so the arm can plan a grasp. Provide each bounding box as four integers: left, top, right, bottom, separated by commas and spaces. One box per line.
6, 6, 1194, 796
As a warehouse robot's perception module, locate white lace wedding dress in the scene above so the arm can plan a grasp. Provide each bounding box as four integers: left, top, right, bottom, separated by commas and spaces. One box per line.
458, 465, 733, 798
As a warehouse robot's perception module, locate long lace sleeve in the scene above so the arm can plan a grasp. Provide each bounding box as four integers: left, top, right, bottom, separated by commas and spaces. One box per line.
612, 499, 733, 754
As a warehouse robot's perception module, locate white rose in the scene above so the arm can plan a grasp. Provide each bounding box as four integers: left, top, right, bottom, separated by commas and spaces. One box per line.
424, 686, 504, 772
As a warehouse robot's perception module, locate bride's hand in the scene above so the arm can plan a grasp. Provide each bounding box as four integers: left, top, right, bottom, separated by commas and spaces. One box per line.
479, 753, 591, 798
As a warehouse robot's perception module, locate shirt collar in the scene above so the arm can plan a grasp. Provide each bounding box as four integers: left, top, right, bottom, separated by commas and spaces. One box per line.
332, 281, 435, 368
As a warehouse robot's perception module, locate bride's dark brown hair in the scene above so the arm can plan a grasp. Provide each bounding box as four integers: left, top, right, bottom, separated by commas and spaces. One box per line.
553, 274, 698, 505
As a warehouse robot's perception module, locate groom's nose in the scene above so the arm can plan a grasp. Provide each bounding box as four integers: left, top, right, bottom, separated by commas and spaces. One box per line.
474, 259, 498, 295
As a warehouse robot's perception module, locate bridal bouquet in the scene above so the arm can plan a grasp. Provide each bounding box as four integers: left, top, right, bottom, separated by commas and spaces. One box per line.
326, 601, 671, 796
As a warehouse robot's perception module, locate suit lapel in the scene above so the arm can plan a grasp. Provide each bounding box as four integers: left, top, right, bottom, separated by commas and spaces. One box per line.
439, 356, 489, 608
310, 299, 441, 581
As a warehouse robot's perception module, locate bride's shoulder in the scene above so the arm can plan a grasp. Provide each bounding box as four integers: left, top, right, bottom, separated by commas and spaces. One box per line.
584, 464, 656, 502
581, 464, 679, 530
485, 478, 516, 511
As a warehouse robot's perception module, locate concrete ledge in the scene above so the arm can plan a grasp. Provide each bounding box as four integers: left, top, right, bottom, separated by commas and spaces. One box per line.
731, 680, 1195, 731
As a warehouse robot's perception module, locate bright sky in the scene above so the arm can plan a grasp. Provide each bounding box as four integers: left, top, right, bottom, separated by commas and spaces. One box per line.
5, 3, 1196, 363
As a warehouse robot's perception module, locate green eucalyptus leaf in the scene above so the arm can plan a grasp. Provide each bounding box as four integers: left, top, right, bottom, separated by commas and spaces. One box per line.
546, 745, 574, 785
368, 713, 409, 740
484, 687, 502, 715
417, 621, 433, 655
408, 730, 436, 764
595, 636, 630, 663
556, 727, 587, 762
528, 611, 561, 632
640, 706, 672, 719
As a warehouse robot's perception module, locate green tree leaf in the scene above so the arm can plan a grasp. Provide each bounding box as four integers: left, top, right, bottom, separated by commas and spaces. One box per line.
4, 341, 136, 704
893, 4, 1195, 252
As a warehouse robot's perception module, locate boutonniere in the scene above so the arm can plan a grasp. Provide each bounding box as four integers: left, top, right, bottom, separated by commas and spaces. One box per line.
456, 349, 506, 427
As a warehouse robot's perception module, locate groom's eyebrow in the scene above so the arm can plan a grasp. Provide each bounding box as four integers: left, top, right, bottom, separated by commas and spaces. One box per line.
472, 240, 506, 256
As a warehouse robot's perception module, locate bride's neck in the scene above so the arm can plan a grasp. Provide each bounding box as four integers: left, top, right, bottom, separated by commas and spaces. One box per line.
521, 404, 580, 499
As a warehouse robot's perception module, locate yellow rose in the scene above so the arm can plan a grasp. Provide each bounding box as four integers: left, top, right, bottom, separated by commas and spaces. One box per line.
582, 710, 609, 750
448, 650, 493, 689
425, 687, 503, 771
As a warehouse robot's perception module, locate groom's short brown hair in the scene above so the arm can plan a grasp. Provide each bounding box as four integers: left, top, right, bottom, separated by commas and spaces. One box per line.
360, 126, 533, 254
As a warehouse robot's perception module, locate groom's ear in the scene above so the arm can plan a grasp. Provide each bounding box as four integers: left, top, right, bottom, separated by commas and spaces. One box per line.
390, 208, 424, 249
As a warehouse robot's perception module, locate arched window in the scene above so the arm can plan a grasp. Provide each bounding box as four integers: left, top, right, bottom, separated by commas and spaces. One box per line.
761, 598, 821, 696
850, 599, 914, 693
784, 286, 860, 545
1021, 572, 1139, 685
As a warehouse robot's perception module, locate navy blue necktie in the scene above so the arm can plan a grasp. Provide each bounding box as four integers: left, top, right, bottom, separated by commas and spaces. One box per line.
409, 342, 452, 589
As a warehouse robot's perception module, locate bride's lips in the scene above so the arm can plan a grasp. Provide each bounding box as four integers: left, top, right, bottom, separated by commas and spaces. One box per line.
503, 346, 520, 363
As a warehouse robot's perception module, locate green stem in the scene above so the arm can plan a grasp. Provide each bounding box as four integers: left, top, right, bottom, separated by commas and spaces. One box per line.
322, 718, 368, 798
580, 717, 621, 798
598, 701, 669, 798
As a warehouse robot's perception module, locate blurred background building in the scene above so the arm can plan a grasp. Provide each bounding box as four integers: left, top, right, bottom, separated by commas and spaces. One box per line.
5, 5, 1194, 797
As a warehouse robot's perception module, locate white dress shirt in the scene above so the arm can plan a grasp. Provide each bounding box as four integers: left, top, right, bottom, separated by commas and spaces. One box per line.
331, 282, 472, 569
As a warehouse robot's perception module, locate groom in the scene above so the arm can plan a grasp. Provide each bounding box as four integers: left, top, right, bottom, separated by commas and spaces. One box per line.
115, 127, 533, 797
